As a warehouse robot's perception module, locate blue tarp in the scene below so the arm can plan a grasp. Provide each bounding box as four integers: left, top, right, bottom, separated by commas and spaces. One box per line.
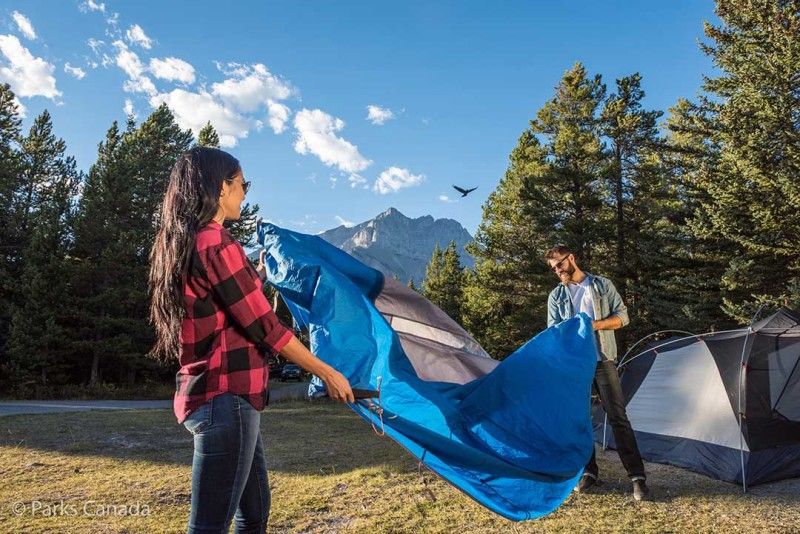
258, 222, 597, 521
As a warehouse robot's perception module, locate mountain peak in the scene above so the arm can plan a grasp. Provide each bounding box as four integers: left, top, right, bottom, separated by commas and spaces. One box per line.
318, 208, 474, 285
377, 206, 404, 219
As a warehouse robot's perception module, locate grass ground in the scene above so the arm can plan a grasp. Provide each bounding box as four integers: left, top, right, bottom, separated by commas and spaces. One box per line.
0, 400, 797, 533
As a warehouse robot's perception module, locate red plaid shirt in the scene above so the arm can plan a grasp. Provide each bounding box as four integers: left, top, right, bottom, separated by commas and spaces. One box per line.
174, 220, 293, 423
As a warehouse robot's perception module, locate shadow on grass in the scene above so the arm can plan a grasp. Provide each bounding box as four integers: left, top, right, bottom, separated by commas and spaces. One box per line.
2, 400, 799, 511
573, 447, 800, 507
0, 399, 417, 476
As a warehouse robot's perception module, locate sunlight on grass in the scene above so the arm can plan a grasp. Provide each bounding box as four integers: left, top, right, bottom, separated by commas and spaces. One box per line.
1, 401, 798, 533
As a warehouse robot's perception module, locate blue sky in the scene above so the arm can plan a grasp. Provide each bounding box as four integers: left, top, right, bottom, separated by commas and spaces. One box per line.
0, 1, 717, 235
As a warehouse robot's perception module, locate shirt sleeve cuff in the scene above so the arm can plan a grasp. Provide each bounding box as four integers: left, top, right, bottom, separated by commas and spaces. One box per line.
271, 328, 294, 353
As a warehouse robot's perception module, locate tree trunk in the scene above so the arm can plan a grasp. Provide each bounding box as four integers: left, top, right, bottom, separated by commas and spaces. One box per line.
614, 148, 626, 298
89, 352, 100, 387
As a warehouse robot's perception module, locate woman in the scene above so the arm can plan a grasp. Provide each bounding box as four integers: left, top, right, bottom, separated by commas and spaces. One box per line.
148, 146, 353, 533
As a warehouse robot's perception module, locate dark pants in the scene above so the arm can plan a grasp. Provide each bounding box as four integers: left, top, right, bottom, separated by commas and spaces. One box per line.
183, 393, 270, 534
587, 360, 646, 480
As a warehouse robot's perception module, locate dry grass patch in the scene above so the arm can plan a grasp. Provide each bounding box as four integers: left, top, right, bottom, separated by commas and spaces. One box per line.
0, 401, 797, 533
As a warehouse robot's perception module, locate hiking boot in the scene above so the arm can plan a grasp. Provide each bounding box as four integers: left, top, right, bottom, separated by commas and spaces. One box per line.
632, 479, 652, 501
574, 473, 598, 493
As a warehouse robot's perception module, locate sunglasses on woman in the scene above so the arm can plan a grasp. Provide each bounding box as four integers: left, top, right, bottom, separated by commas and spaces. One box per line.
227, 177, 251, 194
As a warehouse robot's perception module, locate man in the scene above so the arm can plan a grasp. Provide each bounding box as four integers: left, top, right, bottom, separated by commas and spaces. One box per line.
545, 244, 652, 501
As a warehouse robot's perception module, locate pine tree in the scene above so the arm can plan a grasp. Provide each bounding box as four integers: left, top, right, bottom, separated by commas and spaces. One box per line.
462, 63, 606, 358
599, 73, 670, 343
530, 62, 607, 264
600, 74, 662, 288
422, 241, 464, 323
0, 84, 23, 371
196, 121, 220, 148
69, 121, 133, 387
127, 104, 194, 255
6, 110, 81, 392
224, 202, 260, 248
69, 106, 193, 388
422, 244, 443, 301
655, 98, 735, 334
684, 0, 800, 322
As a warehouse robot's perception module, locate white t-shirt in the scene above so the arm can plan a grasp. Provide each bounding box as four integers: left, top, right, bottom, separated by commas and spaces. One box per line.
568, 278, 601, 361
568, 277, 595, 319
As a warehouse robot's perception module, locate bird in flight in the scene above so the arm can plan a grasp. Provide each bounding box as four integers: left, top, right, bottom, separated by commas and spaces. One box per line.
453, 185, 478, 197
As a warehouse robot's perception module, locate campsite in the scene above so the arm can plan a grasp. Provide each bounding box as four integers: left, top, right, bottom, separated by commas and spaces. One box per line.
1, 400, 799, 533
1, 0, 798, 532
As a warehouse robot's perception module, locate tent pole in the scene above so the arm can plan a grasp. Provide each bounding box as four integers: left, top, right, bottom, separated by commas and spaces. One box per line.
602, 413, 608, 450
737, 304, 766, 493
618, 330, 696, 367
620, 328, 749, 368
737, 325, 752, 494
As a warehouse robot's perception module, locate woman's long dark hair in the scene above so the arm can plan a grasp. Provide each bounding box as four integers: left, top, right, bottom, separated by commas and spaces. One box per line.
148, 146, 241, 361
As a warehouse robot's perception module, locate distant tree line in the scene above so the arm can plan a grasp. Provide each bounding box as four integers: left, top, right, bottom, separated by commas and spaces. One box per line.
0, 100, 263, 397
0, 0, 796, 396
420, 0, 800, 358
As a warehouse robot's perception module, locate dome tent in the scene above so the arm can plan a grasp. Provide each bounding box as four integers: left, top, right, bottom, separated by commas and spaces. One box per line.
259, 222, 598, 521
595, 309, 800, 488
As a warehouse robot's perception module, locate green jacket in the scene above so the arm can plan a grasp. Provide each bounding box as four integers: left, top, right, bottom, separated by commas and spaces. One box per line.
547, 273, 629, 361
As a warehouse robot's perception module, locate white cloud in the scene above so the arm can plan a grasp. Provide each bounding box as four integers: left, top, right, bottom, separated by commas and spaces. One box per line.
329, 176, 338, 188
113, 40, 156, 96
212, 63, 292, 113
123, 77, 156, 95
366, 105, 394, 125
438, 195, 456, 203
123, 98, 136, 118
0, 35, 60, 99
266, 100, 289, 134
81, 0, 106, 13
86, 38, 112, 68
374, 167, 425, 194
11, 12, 36, 40
87, 38, 104, 54
149, 57, 195, 84
335, 215, 354, 228
206, 63, 294, 136
150, 88, 251, 147
293, 108, 372, 173
64, 62, 86, 79
125, 24, 152, 49
113, 40, 143, 78
348, 173, 367, 188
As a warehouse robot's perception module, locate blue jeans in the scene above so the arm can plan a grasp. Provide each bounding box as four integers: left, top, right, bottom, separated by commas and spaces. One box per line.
183, 393, 270, 533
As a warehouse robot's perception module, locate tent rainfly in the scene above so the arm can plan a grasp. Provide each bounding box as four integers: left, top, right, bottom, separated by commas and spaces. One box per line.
596, 309, 800, 488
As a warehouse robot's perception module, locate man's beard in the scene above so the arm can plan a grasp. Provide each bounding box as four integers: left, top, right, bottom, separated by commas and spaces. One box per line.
559, 265, 575, 283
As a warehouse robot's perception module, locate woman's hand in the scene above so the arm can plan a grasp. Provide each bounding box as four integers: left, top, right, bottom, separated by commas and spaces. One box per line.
279, 336, 354, 403
320, 368, 355, 403
255, 250, 267, 280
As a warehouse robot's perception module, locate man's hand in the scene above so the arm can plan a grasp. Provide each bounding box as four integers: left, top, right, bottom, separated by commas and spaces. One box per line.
592, 316, 624, 331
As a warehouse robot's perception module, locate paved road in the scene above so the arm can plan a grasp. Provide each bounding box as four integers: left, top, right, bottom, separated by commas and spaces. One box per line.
0, 382, 310, 417
0, 399, 171, 417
